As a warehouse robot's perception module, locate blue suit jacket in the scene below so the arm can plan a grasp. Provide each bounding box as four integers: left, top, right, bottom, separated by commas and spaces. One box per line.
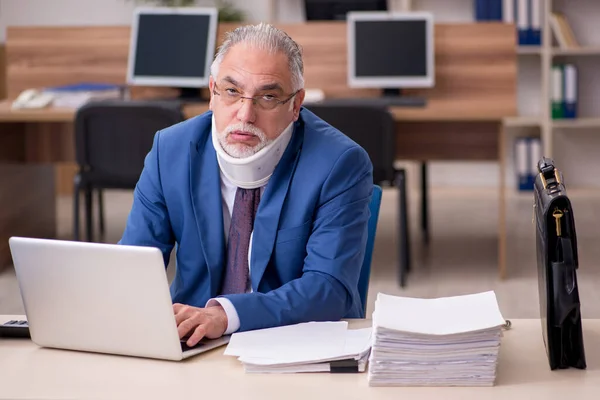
119, 108, 373, 332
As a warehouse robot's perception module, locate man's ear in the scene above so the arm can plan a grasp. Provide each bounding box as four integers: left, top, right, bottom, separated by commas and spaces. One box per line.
292, 89, 305, 121
208, 77, 215, 111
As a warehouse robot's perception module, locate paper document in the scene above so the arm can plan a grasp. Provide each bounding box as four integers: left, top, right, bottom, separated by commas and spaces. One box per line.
244, 351, 370, 374
225, 321, 348, 359
368, 291, 507, 387
238, 327, 372, 366
225, 321, 372, 373
373, 291, 506, 335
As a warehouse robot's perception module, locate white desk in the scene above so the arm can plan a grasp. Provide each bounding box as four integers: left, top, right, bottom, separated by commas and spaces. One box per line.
1, 317, 599, 399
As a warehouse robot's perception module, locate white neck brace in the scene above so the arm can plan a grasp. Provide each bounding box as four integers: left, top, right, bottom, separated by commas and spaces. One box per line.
211, 116, 294, 189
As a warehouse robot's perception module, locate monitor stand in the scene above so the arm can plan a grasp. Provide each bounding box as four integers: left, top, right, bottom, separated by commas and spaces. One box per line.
383, 88, 402, 97
380, 88, 427, 107
122, 86, 210, 105
311, 88, 427, 108
177, 87, 209, 103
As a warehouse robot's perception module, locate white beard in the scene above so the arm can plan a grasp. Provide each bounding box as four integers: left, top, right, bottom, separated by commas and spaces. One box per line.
217, 122, 273, 159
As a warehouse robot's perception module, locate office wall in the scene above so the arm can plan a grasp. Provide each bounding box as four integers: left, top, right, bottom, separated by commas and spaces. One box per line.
0, 0, 135, 42
0, 0, 304, 42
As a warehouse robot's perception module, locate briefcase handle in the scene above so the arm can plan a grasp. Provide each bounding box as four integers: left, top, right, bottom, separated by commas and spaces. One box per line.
537, 157, 561, 190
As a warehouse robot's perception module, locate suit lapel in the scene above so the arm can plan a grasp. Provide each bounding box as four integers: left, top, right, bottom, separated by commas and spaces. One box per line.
250, 121, 304, 291
189, 136, 226, 298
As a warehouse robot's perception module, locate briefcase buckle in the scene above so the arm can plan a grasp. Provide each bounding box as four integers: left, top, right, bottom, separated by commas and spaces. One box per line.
540, 170, 561, 190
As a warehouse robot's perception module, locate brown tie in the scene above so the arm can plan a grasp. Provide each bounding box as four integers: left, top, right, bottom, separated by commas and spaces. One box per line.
220, 187, 261, 295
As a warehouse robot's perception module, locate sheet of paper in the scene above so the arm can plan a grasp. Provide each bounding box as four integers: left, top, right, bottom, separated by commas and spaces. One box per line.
373, 291, 506, 335
238, 328, 372, 366
224, 321, 348, 359
244, 351, 370, 373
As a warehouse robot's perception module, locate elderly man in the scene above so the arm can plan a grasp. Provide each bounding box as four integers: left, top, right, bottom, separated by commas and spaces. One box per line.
119, 23, 373, 347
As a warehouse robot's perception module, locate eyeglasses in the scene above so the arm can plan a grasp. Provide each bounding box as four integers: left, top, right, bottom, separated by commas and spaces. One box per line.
212, 82, 300, 111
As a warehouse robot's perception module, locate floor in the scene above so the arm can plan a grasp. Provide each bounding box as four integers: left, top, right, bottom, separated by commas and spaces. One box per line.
2, 186, 600, 320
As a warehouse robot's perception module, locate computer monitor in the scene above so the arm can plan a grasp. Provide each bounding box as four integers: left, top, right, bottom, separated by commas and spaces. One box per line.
305, 0, 388, 21
347, 12, 435, 93
127, 7, 218, 99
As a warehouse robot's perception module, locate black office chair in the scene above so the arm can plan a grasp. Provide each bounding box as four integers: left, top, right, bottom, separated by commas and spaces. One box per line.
73, 100, 185, 242
304, 104, 411, 287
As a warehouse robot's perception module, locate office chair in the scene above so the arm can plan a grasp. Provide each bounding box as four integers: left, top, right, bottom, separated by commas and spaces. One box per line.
304, 104, 411, 287
73, 100, 185, 242
357, 184, 382, 318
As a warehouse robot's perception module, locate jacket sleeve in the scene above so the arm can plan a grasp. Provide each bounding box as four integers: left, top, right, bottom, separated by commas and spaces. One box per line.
222, 146, 373, 332
119, 131, 175, 267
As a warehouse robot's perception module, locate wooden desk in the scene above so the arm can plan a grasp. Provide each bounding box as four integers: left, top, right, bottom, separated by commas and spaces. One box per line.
0, 317, 598, 399
0, 99, 507, 165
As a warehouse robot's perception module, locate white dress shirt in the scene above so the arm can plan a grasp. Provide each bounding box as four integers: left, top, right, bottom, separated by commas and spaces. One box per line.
205, 171, 266, 334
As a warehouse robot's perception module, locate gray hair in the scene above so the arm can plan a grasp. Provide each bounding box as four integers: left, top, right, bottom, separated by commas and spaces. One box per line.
210, 23, 305, 91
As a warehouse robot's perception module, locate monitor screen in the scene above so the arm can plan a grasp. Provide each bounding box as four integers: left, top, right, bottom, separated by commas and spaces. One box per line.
127, 8, 218, 88
348, 12, 434, 88
305, 0, 387, 21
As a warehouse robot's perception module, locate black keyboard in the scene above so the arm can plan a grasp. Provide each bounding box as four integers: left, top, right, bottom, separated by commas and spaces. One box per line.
315, 96, 427, 108
180, 339, 205, 352
0, 320, 30, 338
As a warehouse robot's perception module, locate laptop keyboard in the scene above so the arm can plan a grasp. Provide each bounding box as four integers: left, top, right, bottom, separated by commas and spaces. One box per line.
180, 339, 205, 352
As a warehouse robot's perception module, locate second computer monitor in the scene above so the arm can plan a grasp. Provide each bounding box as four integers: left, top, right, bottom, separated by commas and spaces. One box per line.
347, 12, 435, 89
127, 7, 219, 89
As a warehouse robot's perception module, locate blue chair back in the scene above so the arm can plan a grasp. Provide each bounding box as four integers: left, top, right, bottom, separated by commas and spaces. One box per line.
357, 185, 382, 318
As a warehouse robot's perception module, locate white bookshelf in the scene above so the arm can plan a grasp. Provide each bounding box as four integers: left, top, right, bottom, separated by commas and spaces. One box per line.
504, 116, 543, 127
518, 46, 543, 55
551, 47, 600, 56
503, 0, 600, 188
546, 0, 600, 188
552, 118, 600, 129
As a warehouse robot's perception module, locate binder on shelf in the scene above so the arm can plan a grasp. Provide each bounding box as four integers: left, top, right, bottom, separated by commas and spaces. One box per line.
551, 65, 564, 119
517, 0, 529, 45
549, 14, 568, 48
503, 0, 514, 23
557, 13, 579, 47
489, 0, 503, 21
475, 0, 506, 22
529, 0, 542, 45
475, 0, 489, 21
529, 138, 542, 189
515, 137, 542, 191
563, 64, 578, 119
516, 137, 530, 191
550, 13, 580, 48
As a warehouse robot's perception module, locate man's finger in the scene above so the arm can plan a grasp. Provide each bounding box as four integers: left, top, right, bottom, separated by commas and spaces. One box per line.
177, 318, 197, 339
187, 324, 207, 347
173, 303, 184, 313
174, 306, 193, 326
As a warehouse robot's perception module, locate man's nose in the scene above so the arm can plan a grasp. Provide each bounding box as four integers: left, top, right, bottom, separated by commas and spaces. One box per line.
236, 98, 257, 124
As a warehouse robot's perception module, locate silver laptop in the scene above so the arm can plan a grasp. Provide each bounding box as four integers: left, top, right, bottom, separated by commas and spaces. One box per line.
8, 237, 229, 361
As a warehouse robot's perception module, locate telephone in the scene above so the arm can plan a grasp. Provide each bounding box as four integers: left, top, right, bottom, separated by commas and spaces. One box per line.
11, 89, 55, 110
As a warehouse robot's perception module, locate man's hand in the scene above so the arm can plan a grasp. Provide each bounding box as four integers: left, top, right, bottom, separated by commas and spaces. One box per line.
173, 303, 228, 347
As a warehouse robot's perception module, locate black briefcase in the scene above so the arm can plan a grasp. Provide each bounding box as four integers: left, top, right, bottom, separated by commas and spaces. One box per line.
534, 157, 586, 370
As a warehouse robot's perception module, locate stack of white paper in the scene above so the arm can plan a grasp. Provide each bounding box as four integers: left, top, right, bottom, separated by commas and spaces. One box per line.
368, 291, 506, 387
225, 321, 372, 373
